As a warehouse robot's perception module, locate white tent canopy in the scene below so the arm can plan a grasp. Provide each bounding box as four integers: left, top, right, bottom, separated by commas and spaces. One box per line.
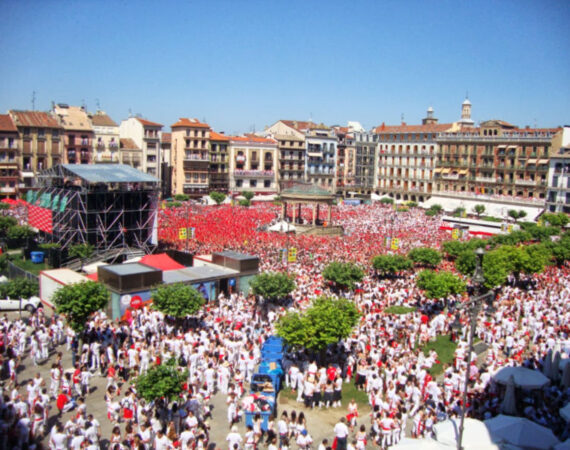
267, 221, 296, 232
485, 415, 560, 449
493, 366, 550, 390
433, 417, 498, 449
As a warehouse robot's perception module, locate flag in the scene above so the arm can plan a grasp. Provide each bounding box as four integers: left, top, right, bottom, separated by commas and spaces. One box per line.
288, 247, 297, 262
452, 229, 459, 240
391, 238, 400, 250
179, 227, 187, 240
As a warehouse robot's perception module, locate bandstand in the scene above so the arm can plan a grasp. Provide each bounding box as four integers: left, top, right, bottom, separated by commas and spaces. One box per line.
280, 182, 343, 236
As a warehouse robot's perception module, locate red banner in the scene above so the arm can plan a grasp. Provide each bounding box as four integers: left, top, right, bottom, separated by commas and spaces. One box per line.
28, 204, 53, 233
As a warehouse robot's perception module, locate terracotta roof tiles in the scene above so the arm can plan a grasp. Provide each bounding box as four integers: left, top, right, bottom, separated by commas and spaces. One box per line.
120, 138, 140, 150
373, 122, 454, 134
90, 112, 117, 127
0, 114, 18, 132
136, 117, 163, 127
230, 134, 277, 145
9, 110, 61, 128
210, 131, 230, 141
161, 132, 171, 143
171, 118, 210, 129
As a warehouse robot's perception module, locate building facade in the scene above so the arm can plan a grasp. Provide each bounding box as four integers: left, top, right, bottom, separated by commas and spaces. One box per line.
209, 131, 230, 193
53, 104, 93, 165
0, 114, 20, 197
375, 109, 450, 202
546, 126, 570, 213
119, 138, 142, 170
119, 117, 163, 178
229, 135, 278, 195
304, 125, 337, 192
352, 132, 377, 195
332, 127, 355, 194
435, 121, 559, 201
170, 118, 211, 197
90, 111, 120, 163
9, 110, 64, 191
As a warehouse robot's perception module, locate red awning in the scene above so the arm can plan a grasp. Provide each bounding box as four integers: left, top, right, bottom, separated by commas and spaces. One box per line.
86, 273, 98, 281
139, 253, 185, 271
469, 231, 495, 236
439, 226, 454, 231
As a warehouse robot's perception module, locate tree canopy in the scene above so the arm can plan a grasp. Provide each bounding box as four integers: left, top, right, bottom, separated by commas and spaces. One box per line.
508, 209, 527, 222
250, 272, 296, 301
408, 247, 442, 268
53, 281, 110, 333
134, 358, 188, 402
371, 254, 412, 275
416, 270, 466, 299
209, 191, 226, 205
473, 204, 486, 217
0, 277, 39, 299
241, 191, 254, 201
322, 261, 364, 290
441, 240, 467, 260
542, 212, 569, 228
276, 297, 360, 351
152, 282, 205, 318
454, 250, 478, 276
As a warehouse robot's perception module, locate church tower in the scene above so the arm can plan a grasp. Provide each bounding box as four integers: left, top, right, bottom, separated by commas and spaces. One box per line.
422, 106, 439, 125
458, 97, 475, 127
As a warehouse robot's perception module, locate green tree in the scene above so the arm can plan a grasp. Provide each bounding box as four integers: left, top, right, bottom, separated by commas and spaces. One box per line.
429, 204, 443, 214
408, 247, 442, 268
452, 207, 466, 217
68, 243, 94, 271
371, 254, 412, 276
441, 240, 467, 260
174, 194, 189, 202
238, 199, 250, 207
250, 272, 296, 302
416, 270, 466, 299
482, 246, 513, 288
134, 358, 188, 402
275, 297, 360, 352
209, 191, 226, 205
322, 261, 364, 291
473, 204, 486, 218
152, 283, 205, 318
379, 197, 394, 204
242, 191, 255, 201
0, 216, 17, 236
455, 250, 477, 276
0, 278, 39, 299
0, 203, 10, 213
508, 209, 527, 222
53, 281, 110, 333
542, 212, 569, 228
547, 235, 570, 265
6, 225, 36, 241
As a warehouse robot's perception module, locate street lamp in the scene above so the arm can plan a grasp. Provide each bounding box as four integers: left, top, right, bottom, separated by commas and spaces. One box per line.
453, 247, 494, 450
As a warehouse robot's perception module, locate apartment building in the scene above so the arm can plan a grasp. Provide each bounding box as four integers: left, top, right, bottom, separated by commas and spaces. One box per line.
0, 114, 20, 197
160, 132, 172, 199
53, 104, 94, 164
170, 118, 211, 197
304, 125, 337, 192
90, 111, 119, 163
435, 121, 560, 200
352, 132, 377, 195
546, 126, 570, 213
9, 110, 64, 190
119, 138, 142, 170
375, 108, 451, 202
209, 131, 230, 193
264, 120, 307, 189
229, 134, 278, 195
119, 117, 163, 178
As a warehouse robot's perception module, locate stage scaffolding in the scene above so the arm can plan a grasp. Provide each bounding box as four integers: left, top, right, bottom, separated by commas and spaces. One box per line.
33, 164, 160, 253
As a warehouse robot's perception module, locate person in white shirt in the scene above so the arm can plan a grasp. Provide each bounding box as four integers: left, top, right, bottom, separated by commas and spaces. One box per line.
226, 425, 243, 449
334, 417, 349, 450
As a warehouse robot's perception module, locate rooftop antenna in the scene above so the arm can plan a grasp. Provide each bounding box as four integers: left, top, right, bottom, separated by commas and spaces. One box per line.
128, 108, 132, 118
81, 99, 87, 110
95, 98, 101, 111
31, 91, 36, 111
401, 113, 405, 123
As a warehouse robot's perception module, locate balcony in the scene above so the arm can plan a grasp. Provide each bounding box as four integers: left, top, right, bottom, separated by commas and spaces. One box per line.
183, 159, 209, 171
475, 176, 496, 183
233, 170, 274, 178
515, 179, 536, 186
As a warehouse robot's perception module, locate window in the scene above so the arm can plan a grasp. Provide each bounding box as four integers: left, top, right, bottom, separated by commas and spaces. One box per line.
264, 180, 271, 188
236, 180, 243, 187
250, 180, 257, 187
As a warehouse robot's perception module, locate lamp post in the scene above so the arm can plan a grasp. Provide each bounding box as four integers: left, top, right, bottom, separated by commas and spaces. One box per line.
452, 247, 494, 450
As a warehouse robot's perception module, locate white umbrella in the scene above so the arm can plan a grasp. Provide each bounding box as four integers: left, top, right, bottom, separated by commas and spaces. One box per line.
485, 414, 560, 449
500, 375, 517, 415
553, 351, 562, 382
433, 417, 498, 449
493, 366, 550, 390
561, 403, 570, 423
267, 220, 296, 233
543, 349, 554, 379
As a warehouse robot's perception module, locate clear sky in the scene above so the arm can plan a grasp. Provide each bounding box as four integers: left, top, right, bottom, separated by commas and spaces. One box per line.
1, 0, 568, 134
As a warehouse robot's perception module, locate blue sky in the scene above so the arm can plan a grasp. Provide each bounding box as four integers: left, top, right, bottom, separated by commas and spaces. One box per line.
0, 0, 568, 133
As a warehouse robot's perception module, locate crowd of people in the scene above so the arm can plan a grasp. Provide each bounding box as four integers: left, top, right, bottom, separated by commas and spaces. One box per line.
0, 201, 568, 449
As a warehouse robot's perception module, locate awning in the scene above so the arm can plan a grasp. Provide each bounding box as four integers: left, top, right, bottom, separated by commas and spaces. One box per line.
441, 168, 451, 174
458, 169, 469, 175
538, 159, 549, 164
527, 159, 537, 164
434, 168, 443, 173
497, 145, 507, 149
